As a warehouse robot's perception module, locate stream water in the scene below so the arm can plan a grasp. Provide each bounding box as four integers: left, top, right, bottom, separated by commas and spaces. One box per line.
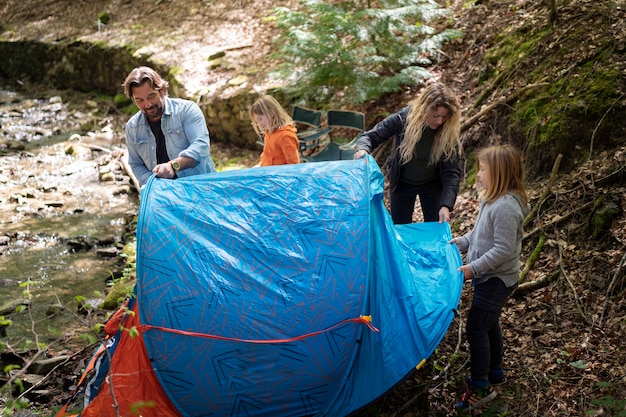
0, 89, 138, 348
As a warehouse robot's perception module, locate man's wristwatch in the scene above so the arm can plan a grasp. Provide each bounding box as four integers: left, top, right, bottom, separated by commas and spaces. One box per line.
170, 160, 181, 172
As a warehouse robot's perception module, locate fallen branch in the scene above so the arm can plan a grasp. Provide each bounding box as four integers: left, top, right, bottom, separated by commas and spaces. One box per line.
118, 149, 141, 194
14, 344, 93, 405
599, 252, 626, 326
0, 299, 30, 316
461, 81, 550, 132
519, 234, 546, 284
595, 164, 626, 187
514, 270, 559, 297
558, 244, 590, 324
524, 201, 594, 240
82, 143, 113, 153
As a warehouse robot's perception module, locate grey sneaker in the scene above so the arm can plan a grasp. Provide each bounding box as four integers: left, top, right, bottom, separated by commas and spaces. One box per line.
455, 384, 497, 412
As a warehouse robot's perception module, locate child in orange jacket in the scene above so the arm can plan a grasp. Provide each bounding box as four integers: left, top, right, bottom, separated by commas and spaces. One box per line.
250, 95, 300, 166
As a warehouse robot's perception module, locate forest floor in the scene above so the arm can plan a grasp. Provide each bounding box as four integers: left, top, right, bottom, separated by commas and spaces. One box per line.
1, 0, 626, 416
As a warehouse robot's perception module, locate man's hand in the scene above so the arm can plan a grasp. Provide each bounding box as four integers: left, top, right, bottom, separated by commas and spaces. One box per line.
152, 162, 176, 179
353, 150, 368, 159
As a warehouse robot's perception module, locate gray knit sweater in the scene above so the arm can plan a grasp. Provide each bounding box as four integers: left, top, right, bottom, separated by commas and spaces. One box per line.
457, 192, 529, 288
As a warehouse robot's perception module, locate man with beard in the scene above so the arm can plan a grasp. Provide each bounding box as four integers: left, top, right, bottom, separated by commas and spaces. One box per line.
122, 66, 216, 188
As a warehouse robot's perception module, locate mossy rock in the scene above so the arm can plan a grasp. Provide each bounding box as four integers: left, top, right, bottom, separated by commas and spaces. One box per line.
589, 196, 620, 239
101, 278, 136, 310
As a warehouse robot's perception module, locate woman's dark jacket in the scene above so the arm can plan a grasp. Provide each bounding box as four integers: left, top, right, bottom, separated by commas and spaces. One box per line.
355, 106, 461, 211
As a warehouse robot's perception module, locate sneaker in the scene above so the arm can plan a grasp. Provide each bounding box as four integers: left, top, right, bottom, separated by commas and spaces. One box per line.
455, 384, 497, 412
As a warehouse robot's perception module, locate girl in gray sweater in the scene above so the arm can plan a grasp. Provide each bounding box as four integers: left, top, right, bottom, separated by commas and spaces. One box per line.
450, 144, 529, 412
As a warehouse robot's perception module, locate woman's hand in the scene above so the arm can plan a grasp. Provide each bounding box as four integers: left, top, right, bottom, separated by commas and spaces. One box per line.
438, 206, 451, 223
353, 150, 369, 159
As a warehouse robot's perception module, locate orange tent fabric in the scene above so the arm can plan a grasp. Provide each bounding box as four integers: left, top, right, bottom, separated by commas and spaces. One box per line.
56, 299, 181, 417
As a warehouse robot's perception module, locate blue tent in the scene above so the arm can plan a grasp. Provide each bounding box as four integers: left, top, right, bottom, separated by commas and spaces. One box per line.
134, 156, 463, 416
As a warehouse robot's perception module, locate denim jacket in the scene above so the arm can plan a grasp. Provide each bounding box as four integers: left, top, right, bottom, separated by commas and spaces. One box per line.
125, 96, 216, 186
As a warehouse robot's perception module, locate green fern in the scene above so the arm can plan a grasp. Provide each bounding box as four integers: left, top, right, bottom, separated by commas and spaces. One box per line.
272, 0, 461, 105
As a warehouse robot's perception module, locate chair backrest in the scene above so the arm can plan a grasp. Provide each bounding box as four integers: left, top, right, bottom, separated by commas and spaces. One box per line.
327, 110, 365, 146
292, 105, 323, 128
327, 110, 365, 131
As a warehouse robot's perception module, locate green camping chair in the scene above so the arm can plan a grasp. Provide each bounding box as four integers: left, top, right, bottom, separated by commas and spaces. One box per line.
328, 109, 366, 160
292, 106, 331, 155
303, 110, 366, 162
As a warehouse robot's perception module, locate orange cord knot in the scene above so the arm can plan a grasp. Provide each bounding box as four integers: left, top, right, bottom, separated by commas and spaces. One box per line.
357, 315, 379, 332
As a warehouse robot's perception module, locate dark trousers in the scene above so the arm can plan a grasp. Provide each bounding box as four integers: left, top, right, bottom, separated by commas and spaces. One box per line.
466, 277, 516, 383
389, 180, 442, 224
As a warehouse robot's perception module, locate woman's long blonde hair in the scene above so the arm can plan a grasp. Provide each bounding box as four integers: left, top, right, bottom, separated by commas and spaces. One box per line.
249, 95, 294, 136
478, 144, 528, 204
399, 83, 462, 165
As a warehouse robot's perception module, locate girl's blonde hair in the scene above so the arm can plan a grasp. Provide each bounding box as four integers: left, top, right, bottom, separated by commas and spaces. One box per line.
249, 95, 294, 136
477, 144, 528, 204
399, 83, 462, 165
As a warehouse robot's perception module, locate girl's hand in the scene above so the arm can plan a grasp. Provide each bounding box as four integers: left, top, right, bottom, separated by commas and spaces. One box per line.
449, 237, 461, 251
459, 265, 473, 280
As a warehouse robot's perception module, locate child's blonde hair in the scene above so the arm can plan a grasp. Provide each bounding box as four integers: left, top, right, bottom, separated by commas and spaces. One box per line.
400, 83, 462, 165
249, 95, 294, 136
477, 144, 528, 204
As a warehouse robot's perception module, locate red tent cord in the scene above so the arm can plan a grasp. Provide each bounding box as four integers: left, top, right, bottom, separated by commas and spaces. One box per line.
137, 315, 379, 344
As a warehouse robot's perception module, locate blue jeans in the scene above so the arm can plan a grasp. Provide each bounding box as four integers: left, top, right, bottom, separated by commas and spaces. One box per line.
466, 277, 516, 383
389, 180, 442, 224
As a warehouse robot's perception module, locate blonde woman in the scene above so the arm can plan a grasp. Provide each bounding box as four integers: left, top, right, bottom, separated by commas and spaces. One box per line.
250, 95, 300, 166
354, 83, 462, 224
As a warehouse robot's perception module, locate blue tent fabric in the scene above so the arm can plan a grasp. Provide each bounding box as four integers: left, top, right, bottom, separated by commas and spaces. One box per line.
135, 156, 463, 417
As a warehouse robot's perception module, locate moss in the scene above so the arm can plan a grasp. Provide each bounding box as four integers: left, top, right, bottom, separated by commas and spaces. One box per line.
464, 148, 478, 187
100, 242, 136, 310
481, 26, 550, 85
120, 103, 139, 115
113, 93, 131, 107
97, 11, 110, 25
479, 13, 624, 176
589, 196, 620, 239
101, 278, 135, 310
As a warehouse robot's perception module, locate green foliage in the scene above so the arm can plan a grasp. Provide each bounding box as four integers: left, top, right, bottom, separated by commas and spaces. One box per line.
113, 92, 132, 107
272, 0, 461, 105
3, 364, 21, 373
1, 316, 13, 327
101, 241, 137, 310
97, 11, 110, 25
587, 382, 626, 416
569, 359, 588, 369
